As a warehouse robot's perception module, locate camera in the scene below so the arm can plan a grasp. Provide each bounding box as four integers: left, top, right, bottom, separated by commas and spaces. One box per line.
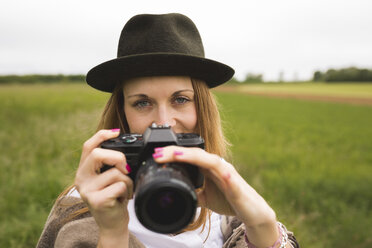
100, 124, 204, 233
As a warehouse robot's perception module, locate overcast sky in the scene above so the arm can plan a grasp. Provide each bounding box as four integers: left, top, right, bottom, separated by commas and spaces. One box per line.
1, 0, 372, 81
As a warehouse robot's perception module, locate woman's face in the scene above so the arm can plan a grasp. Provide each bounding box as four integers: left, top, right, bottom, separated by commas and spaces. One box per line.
123, 76, 197, 134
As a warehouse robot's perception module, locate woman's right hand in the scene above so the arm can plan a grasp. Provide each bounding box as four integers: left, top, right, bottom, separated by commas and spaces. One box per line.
74, 129, 133, 247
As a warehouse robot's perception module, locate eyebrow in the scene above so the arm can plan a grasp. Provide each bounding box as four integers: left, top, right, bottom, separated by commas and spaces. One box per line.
126, 89, 194, 99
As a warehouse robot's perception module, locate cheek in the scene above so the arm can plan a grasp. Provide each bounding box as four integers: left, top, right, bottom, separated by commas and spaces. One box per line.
189, 110, 198, 130
178, 105, 198, 132
124, 106, 151, 134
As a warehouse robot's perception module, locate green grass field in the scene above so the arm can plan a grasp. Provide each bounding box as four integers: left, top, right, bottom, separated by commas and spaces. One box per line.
235, 82, 372, 98
1, 82, 371, 247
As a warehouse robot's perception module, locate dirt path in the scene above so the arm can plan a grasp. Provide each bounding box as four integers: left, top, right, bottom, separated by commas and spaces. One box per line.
213, 86, 372, 106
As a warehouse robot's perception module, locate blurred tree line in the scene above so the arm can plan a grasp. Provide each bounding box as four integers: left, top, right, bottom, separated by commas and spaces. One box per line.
227, 73, 263, 85
2, 67, 371, 84
0, 74, 85, 84
313, 67, 372, 82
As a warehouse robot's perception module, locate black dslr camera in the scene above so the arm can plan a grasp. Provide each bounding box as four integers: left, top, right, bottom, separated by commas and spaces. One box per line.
100, 124, 204, 233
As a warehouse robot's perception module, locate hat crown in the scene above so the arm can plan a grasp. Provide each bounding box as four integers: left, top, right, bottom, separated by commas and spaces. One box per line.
87, 13, 234, 92
117, 13, 205, 58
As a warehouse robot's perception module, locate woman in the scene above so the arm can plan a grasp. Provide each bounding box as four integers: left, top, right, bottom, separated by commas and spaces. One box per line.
37, 13, 299, 248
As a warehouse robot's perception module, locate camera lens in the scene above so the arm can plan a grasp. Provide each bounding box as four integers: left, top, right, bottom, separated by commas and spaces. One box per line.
146, 188, 187, 225
134, 161, 197, 233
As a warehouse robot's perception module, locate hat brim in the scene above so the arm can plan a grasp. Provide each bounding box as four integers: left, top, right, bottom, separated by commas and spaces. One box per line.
86, 53, 235, 92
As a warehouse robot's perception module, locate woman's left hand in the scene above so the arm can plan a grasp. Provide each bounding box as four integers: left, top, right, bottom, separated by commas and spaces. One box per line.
152, 146, 276, 227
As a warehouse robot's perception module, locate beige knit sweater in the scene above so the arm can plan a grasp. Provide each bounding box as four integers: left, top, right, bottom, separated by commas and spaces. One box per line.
37, 197, 299, 248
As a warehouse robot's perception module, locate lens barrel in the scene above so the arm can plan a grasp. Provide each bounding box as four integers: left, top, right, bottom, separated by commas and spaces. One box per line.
134, 159, 198, 233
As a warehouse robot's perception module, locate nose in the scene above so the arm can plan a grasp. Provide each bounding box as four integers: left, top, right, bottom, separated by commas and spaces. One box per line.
154, 105, 176, 127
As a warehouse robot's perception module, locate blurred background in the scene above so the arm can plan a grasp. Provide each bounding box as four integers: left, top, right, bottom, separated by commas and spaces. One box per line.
1, 0, 371, 247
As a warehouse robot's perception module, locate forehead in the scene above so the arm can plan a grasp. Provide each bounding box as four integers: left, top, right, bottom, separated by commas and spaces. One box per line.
122, 76, 193, 96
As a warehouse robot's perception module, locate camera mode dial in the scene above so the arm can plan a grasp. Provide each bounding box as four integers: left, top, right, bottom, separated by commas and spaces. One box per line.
121, 135, 137, 144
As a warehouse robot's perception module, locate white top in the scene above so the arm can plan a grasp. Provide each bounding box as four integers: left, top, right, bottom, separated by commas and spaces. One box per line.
67, 188, 224, 248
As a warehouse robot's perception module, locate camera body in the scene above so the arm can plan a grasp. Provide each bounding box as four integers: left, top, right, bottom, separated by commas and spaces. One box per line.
100, 124, 204, 233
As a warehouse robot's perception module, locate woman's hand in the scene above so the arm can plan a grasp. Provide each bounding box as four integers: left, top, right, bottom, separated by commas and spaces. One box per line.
152, 146, 277, 227
74, 129, 133, 247
153, 146, 284, 247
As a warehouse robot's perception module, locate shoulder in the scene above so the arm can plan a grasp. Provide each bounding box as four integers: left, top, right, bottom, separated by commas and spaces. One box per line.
220, 215, 300, 248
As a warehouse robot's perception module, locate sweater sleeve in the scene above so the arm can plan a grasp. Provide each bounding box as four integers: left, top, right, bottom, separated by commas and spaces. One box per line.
37, 196, 145, 248
54, 216, 98, 248
220, 215, 300, 248
55, 216, 145, 248
37, 197, 90, 248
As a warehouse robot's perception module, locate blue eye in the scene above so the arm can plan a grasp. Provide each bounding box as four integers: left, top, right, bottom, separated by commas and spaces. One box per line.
174, 97, 189, 105
133, 100, 151, 108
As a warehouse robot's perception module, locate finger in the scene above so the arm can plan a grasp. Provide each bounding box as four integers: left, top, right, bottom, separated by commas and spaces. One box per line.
77, 169, 134, 204
88, 181, 129, 209
97, 168, 134, 199
81, 129, 121, 161
153, 145, 232, 172
122, 174, 134, 199
81, 148, 127, 176
83, 167, 129, 191
153, 146, 236, 190
100, 180, 132, 204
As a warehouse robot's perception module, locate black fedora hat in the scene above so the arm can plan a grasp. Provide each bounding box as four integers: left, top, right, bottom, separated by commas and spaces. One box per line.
86, 13, 235, 92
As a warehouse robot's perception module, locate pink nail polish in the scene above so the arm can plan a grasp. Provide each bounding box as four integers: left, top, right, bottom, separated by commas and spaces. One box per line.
126, 164, 132, 173
152, 153, 163, 159
154, 147, 163, 153
111, 128, 120, 132
174, 151, 183, 156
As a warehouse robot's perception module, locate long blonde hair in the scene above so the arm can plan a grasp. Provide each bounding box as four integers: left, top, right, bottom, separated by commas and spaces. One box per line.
59, 78, 229, 234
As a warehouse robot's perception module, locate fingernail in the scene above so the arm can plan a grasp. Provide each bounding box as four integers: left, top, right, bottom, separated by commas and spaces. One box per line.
111, 128, 120, 132
174, 151, 183, 156
126, 164, 132, 173
152, 153, 163, 159
154, 147, 163, 153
